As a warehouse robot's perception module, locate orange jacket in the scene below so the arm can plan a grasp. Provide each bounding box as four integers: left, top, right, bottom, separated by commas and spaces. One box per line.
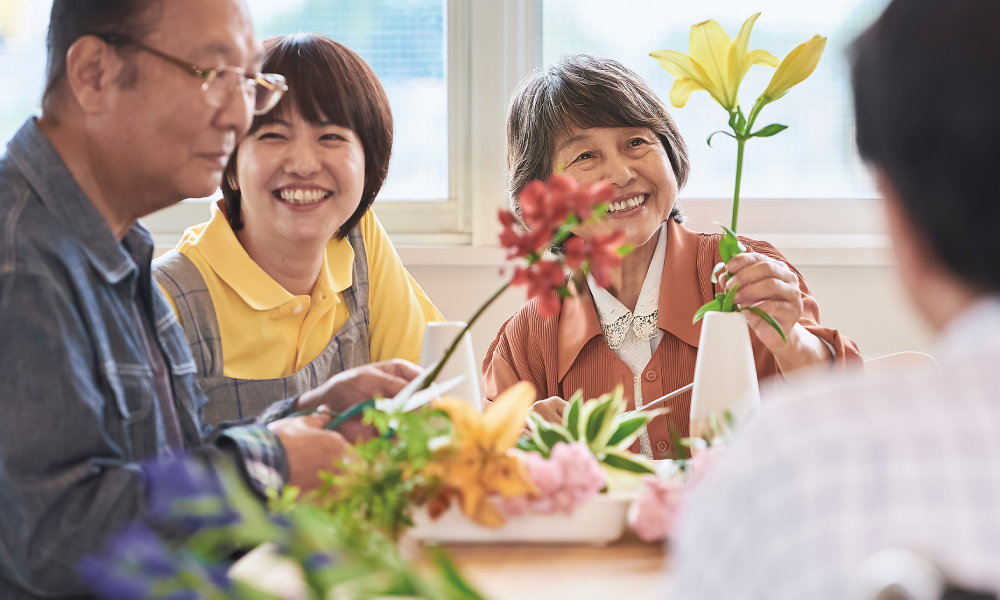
483, 219, 862, 459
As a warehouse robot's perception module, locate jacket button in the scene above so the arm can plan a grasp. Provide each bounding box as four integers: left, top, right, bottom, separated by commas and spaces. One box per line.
656, 441, 668, 453
644, 370, 657, 382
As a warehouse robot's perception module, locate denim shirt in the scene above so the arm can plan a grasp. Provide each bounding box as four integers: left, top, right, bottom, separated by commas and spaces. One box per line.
0, 119, 292, 599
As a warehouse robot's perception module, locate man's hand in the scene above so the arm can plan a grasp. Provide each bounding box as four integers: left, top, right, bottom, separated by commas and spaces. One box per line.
531, 396, 568, 424
268, 407, 350, 492
296, 359, 422, 414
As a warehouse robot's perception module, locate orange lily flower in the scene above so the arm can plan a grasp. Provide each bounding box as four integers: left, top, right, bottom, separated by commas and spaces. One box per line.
433, 382, 539, 527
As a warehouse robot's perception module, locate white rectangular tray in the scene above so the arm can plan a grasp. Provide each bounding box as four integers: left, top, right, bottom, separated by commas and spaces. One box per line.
409, 492, 636, 546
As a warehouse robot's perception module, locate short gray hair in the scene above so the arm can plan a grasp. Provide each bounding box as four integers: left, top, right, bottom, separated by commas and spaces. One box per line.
506, 54, 690, 224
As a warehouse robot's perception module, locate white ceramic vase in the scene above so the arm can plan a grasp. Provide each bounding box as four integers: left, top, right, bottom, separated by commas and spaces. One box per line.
689, 311, 760, 438
419, 321, 483, 411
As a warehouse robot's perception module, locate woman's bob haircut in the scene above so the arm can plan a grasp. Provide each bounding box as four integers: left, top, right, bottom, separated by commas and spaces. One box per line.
507, 54, 690, 224
222, 33, 393, 239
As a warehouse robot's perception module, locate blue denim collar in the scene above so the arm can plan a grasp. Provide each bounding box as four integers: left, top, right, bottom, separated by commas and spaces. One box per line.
5, 117, 152, 284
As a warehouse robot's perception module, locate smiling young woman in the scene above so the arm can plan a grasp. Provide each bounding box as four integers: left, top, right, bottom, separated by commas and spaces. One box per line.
153, 34, 443, 425
484, 55, 862, 459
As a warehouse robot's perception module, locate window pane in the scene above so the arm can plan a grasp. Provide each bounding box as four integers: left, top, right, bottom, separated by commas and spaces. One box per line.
0, 0, 448, 202
540, 0, 890, 200
251, 0, 448, 201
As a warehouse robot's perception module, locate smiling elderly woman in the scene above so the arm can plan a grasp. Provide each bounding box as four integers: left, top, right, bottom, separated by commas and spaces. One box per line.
483, 55, 862, 459
154, 34, 442, 425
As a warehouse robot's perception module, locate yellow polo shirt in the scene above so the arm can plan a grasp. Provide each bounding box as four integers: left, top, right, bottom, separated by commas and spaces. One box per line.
158, 202, 443, 379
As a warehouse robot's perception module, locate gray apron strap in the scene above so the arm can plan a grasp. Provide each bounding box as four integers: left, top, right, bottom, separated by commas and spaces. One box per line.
152, 226, 372, 424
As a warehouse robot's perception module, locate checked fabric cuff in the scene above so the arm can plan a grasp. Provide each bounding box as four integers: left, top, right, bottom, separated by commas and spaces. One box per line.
215, 425, 289, 498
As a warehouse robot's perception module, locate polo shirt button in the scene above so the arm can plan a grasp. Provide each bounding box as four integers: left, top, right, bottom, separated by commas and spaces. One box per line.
292, 305, 303, 315
644, 370, 657, 382
656, 441, 668, 453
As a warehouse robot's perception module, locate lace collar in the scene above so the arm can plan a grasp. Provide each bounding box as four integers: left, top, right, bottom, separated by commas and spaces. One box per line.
587, 224, 667, 349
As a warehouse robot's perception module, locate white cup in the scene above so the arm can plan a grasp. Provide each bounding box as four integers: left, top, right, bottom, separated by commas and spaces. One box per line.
419, 321, 483, 412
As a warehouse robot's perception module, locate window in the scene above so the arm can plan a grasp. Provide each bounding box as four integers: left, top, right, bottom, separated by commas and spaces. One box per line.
0, 1, 891, 252
0, 0, 467, 244
540, 0, 891, 201
253, 0, 448, 202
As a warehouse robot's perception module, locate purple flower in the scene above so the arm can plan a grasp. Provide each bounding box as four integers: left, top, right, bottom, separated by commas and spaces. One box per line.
79, 523, 176, 600
143, 455, 239, 533
304, 552, 336, 571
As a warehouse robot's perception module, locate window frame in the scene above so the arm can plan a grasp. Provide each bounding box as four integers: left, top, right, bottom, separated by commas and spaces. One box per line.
144, 0, 888, 266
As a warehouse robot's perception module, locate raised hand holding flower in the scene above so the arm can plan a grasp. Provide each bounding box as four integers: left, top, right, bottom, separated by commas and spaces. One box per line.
651, 13, 827, 341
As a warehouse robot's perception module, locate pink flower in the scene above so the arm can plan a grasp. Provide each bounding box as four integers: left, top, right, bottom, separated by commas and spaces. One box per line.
500, 443, 606, 517
686, 444, 726, 489
519, 179, 569, 232
498, 210, 551, 260
549, 174, 616, 222
587, 230, 628, 289
511, 260, 566, 318
627, 476, 685, 542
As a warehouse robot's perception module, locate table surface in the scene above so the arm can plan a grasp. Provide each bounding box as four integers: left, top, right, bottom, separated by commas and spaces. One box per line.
438, 535, 669, 600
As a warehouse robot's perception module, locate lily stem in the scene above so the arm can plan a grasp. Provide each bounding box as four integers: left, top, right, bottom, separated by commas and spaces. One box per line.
732, 136, 746, 233
418, 281, 512, 390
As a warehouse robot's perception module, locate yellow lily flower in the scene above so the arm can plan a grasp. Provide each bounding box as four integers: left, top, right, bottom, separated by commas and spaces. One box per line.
433, 382, 539, 528
650, 12, 778, 110
760, 34, 827, 104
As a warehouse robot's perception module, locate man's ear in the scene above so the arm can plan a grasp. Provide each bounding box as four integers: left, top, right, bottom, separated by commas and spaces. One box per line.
63, 35, 126, 114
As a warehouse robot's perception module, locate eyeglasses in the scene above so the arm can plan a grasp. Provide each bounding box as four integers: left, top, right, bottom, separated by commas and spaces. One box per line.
96, 33, 288, 115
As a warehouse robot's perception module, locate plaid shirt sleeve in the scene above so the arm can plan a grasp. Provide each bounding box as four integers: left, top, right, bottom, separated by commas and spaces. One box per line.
214, 425, 289, 498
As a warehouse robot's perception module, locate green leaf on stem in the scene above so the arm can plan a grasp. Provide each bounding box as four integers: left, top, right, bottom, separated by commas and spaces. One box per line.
564, 391, 583, 439
601, 452, 656, 474
741, 306, 788, 343
617, 243, 635, 257
606, 415, 651, 448
716, 221, 747, 263
516, 436, 542, 453
669, 423, 688, 460
721, 282, 739, 312
751, 123, 789, 138
710, 261, 726, 284
557, 284, 572, 298
736, 109, 747, 135
706, 130, 736, 147
592, 203, 608, 219
693, 298, 722, 324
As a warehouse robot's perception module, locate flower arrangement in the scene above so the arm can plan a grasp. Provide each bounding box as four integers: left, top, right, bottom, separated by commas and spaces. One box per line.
651, 13, 826, 337
517, 384, 663, 476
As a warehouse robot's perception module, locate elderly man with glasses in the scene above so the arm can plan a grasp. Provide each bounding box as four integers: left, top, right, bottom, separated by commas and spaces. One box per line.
0, 1, 419, 598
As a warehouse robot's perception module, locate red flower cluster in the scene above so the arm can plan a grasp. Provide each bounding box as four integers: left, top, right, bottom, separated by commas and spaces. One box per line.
564, 230, 628, 289
518, 174, 616, 233
498, 174, 628, 319
510, 260, 565, 318
498, 211, 549, 260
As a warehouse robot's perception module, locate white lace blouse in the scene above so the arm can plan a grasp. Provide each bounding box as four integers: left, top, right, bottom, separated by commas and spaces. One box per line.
587, 223, 667, 459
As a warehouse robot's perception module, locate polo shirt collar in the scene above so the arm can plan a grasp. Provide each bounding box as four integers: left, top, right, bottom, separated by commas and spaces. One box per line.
556, 218, 705, 381
7, 118, 138, 284
193, 201, 354, 310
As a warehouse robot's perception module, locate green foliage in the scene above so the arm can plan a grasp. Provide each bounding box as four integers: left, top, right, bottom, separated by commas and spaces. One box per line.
521, 386, 658, 475
750, 123, 788, 138
743, 306, 787, 342
314, 407, 452, 542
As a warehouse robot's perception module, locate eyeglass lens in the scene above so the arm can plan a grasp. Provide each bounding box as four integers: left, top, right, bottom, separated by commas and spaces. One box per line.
202, 71, 285, 115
